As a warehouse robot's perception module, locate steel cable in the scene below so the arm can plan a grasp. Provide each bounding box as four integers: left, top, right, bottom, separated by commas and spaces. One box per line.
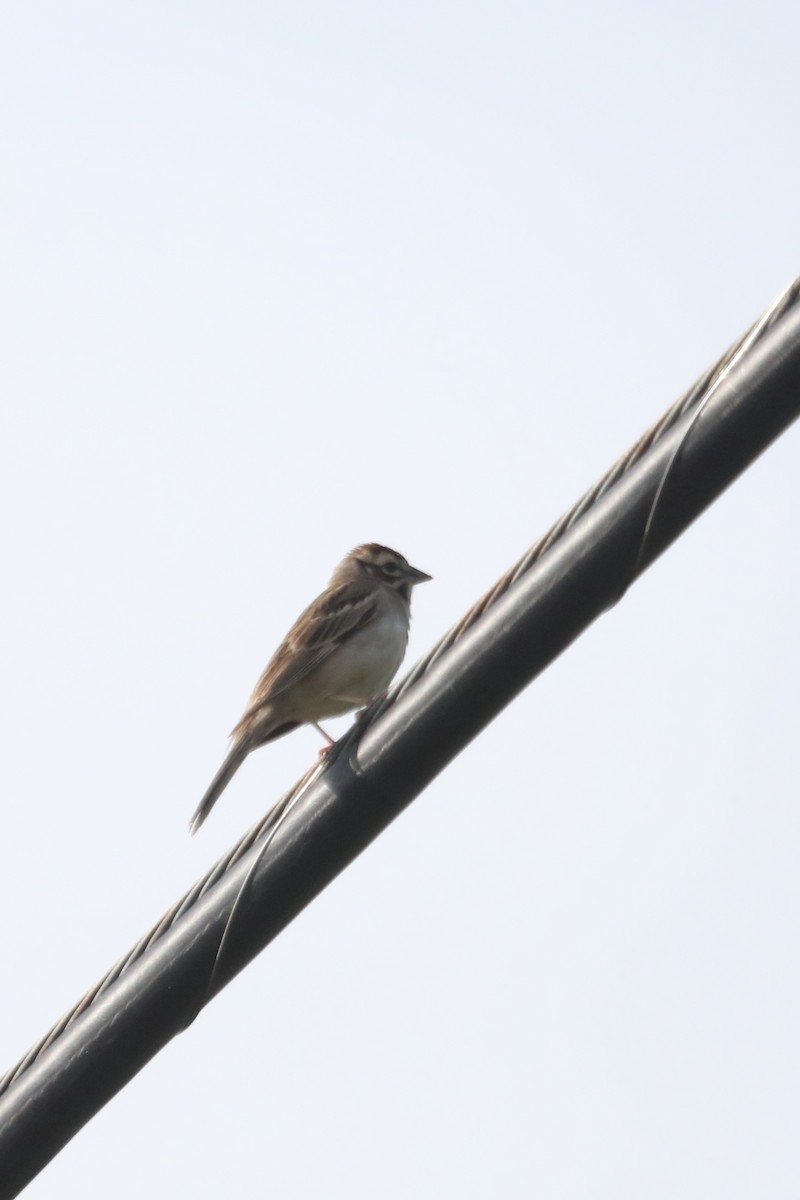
1, 276, 798, 1101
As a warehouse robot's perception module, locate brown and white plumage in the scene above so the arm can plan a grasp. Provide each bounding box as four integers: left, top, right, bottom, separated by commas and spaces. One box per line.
189, 544, 431, 833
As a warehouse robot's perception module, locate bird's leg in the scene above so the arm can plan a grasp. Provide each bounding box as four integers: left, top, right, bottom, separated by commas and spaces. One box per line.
357, 692, 389, 725
312, 722, 336, 757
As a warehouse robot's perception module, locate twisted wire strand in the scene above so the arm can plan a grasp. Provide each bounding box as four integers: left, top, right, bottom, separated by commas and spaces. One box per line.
2, 276, 798, 1100
340, 275, 800, 728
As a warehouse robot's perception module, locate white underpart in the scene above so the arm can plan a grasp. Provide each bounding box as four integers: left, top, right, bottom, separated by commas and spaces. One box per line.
286, 589, 410, 721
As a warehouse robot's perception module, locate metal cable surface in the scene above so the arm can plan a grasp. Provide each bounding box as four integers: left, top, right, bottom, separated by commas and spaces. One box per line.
1, 275, 798, 1100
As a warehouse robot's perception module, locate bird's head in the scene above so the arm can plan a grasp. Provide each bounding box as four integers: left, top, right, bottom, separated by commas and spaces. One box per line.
333, 544, 432, 599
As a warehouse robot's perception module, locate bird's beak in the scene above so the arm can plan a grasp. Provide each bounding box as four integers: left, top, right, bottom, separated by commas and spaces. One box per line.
407, 564, 432, 584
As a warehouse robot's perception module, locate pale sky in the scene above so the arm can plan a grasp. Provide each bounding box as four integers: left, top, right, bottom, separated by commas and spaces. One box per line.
2, 3, 800, 1197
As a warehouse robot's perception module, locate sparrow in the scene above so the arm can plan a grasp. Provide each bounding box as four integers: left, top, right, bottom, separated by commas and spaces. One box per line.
189, 543, 431, 833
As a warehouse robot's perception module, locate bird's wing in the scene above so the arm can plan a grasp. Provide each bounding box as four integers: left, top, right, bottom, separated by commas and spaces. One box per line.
234, 582, 379, 729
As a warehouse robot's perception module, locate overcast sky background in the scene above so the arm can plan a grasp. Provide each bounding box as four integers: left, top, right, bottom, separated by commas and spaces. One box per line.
2, 3, 800, 1197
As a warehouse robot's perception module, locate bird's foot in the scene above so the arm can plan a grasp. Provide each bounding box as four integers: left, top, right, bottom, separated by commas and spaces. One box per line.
312, 722, 336, 755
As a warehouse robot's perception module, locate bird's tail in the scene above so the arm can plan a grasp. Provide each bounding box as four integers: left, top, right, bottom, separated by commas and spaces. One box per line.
189, 740, 251, 835
189, 703, 302, 834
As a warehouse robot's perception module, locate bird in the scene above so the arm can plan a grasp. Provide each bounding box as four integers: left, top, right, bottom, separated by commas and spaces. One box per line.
189, 543, 431, 833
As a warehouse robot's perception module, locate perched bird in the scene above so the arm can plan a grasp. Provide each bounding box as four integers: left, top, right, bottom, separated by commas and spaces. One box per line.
189, 543, 431, 833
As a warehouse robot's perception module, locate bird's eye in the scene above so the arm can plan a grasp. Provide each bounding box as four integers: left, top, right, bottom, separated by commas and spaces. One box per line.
382, 561, 400, 574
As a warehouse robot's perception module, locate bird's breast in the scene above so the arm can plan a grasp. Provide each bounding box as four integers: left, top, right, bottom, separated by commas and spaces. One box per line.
313, 600, 409, 716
